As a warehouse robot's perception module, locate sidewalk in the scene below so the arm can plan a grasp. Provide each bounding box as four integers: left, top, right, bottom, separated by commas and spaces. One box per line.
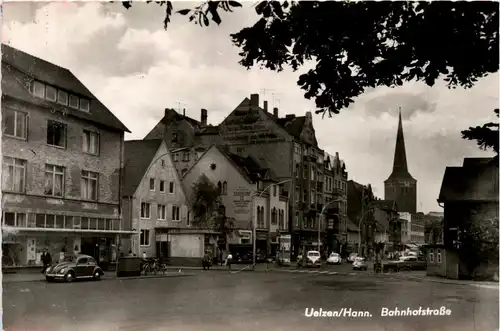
2, 270, 195, 284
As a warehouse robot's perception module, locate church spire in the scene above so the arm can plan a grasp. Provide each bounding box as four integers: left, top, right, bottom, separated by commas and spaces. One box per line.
390, 108, 411, 177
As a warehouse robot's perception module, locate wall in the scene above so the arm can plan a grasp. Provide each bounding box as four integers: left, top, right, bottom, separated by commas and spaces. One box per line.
130, 141, 189, 256
427, 246, 447, 278
170, 233, 204, 258
2, 97, 123, 206
181, 146, 257, 229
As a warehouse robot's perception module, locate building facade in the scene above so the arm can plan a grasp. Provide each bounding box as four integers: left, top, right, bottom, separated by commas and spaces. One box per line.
122, 140, 192, 260
347, 180, 375, 256
181, 145, 289, 259
1, 44, 132, 269
384, 111, 417, 214
371, 200, 402, 252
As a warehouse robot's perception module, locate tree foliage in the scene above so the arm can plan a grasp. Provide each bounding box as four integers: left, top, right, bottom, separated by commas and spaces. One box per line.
461, 109, 499, 154
122, 1, 498, 117
190, 175, 221, 228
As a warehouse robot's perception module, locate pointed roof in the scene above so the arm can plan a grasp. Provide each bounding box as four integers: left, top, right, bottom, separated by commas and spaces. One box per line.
122, 139, 164, 196
386, 109, 415, 181
2, 44, 130, 133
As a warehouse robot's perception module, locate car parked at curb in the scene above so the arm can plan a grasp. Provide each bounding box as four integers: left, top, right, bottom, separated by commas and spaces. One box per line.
45, 254, 104, 282
298, 250, 321, 268
352, 257, 368, 271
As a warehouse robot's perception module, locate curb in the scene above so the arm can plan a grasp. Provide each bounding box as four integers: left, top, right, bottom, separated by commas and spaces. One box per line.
2, 272, 196, 284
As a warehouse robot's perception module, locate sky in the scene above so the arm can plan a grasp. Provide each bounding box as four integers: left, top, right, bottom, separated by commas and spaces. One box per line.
2, 1, 498, 213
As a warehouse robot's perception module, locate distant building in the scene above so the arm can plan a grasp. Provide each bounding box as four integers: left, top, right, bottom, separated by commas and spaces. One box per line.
1, 44, 131, 269
397, 212, 425, 246
181, 145, 289, 258
371, 200, 401, 252
424, 212, 444, 245
122, 140, 191, 260
347, 180, 375, 256
384, 110, 417, 214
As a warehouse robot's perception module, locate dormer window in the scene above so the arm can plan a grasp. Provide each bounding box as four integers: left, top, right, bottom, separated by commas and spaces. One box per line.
30, 80, 90, 112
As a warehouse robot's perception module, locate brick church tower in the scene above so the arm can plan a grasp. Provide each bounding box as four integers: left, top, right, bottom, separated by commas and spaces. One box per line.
384, 109, 417, 213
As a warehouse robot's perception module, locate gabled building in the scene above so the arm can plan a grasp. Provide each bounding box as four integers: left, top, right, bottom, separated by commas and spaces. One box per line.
122, 139, 191, 260
434, 156, 499, 279
1, 44, 132, 269
181, 145, 289, 259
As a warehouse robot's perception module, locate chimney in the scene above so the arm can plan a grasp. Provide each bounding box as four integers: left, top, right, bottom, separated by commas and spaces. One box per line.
273, 107, 278, 117
164, 108, 169, 118
250, 93, 259, 108
263, 100, 268, 112
183, 108, 186, 117
201, 109, 208, 126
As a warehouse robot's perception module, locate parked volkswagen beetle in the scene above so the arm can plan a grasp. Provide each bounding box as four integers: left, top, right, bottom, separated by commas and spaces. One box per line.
45, 254, 104, 282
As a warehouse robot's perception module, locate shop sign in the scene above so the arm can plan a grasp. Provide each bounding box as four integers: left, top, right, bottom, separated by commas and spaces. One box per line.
233, 187, 252, 216
256, 233, 268, 241
238, 230, 252, 240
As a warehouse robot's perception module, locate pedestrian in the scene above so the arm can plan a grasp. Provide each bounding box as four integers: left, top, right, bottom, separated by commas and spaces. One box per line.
142, 251, 147, 260
219, 251, 223, 266
226, 252, 233, 271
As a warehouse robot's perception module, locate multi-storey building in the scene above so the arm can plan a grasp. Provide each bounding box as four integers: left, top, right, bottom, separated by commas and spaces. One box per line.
144, 93, 326, 257
122, 140, 191, 260
371, 199, 401, 252
323, 152, 349, 254
181, 145, 288, 259
347, 180, 375, 256
1, 44, 132, 269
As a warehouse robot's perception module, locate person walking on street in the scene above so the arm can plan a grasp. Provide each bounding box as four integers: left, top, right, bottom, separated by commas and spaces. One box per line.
41, 249, 52, 274
226, 252, 233, 271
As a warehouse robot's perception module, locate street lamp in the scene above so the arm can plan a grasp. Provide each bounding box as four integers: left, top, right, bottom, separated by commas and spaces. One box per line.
253, 179, 292, 269
318, 198, 346, 255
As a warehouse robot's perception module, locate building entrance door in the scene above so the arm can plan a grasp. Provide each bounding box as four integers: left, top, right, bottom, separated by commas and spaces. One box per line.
156, 241, 169, 259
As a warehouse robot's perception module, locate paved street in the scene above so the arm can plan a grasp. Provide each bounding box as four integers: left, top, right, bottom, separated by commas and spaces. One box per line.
3, 270, 498, 331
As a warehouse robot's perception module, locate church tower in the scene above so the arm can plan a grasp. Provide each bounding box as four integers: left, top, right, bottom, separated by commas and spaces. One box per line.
384, 109, 417, 213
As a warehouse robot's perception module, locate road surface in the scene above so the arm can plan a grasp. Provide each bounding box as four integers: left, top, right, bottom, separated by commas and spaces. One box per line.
3, 271, 498, 331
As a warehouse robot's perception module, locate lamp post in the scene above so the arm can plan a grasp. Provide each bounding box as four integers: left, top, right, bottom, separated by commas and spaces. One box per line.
253, 179, 292, 269
319, 198, 346, 255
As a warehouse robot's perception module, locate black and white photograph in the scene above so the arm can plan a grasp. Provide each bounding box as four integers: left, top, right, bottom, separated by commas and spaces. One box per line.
1, 1, 499, 330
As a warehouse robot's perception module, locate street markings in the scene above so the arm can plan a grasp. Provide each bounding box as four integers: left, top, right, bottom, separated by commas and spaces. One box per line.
277, 269, 353, 276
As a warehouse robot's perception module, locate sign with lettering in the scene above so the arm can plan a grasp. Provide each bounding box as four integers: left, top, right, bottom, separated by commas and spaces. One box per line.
233, 187, 252, 215
220, 116, 286, 144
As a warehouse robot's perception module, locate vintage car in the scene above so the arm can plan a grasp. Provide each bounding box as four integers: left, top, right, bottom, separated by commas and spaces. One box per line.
298, 250, 322, 268
383, 256, 427, 273
45, 254, 104, 282
352, 257, 368, 271
326, 252, 342, 265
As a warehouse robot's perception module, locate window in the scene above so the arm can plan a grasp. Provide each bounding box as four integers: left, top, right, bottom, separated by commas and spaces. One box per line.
44, 164, 64, 197
169, 182, 175, 194
161, 160, 166, 167
217, 181, 222, 193
222, 181, 228, 195
83, 130, 99, 155
271, 207, 277, 225
295, 164, 299, 178
69, 94, 79, 108
158, 205, 166, 220
79, 98, 90, 112
141, 203, 151, 219
437, 249, 442, 264
187, 211, 191, 226
3, 157, 26, 192
45, 85, 57, 101
57, 90, 68, 105
32, 81, 45, 98
4, 108, 27, 139
303, 166, 307, 179
81, 171, 98, 201
47, 120, 66, 148
183, 152, 190, 162
173, 153, 179, 162
159, 180, 165, 192
150, 178, 155, 191
140, 229, 150, 246
3, 212, 26, 227
311, 168, 315, 181
172, 132, 178, 143
303, 190, 307, 202
273, 185, 277, 197
295, 187, 300, 202
172, 206, 180, 221
295, 212, 299, 227
237, 147, 244, 155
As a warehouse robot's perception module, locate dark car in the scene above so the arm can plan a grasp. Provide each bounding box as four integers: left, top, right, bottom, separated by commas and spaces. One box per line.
45, 254, 104, 282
